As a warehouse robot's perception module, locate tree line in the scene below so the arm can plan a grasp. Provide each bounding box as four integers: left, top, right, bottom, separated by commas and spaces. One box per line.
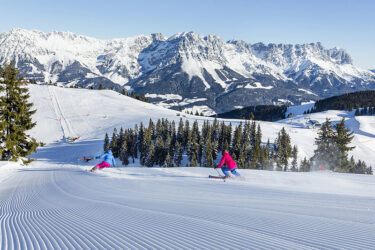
354, 107, 375, 116
104, 117, 372, 175
304, 90, 375, 114
215, 105, 287, 121
104, 118, 300, 171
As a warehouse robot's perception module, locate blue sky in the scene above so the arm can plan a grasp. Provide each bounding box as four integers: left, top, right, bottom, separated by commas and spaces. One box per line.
0, 0, 374, 68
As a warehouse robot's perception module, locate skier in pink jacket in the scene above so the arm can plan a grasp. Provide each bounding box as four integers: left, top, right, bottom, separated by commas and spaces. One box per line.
215, 150, 241, 178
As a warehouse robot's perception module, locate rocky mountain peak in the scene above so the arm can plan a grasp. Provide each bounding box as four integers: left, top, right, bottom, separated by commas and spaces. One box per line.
0, 28, 374, 115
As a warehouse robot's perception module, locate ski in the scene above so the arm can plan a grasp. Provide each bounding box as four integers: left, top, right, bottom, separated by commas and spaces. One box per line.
209, 175, 228, 179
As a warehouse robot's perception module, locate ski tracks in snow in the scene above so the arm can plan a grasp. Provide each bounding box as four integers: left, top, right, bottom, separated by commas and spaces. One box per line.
48, 86, 78, 140
1, 165, 375, 249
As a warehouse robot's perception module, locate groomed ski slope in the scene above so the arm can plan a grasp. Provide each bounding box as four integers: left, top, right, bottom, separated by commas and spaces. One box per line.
1, 85, 375, 249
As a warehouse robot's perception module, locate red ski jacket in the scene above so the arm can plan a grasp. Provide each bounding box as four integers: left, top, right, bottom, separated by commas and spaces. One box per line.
217, 152, 237, 169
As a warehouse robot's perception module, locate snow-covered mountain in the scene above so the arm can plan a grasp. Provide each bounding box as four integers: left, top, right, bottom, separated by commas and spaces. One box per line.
1, 28, 375, 114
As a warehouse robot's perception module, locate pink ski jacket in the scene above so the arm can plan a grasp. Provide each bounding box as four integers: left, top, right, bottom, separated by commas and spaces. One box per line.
217, 152, 237, 169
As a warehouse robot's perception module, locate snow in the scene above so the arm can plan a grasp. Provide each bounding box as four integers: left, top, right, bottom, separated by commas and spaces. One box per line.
244, 82, 273, 89
182, 105, 216, 116
286, 102, 315, 117
298, 88, 318, 96
179, 97, 207, 106
145, 93, 183, 100
1, 85, 375, 249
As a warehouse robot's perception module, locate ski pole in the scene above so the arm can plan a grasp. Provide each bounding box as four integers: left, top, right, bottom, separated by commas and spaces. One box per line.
215, 168, 223, 177
215, 168, 226, 182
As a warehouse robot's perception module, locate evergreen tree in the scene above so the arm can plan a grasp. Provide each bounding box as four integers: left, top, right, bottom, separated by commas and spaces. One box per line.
98, 84, 104, 90
334, 118, 355, 171
231, 123, 242, 160
155, 136, 165, 166
188, 133, 199, 167
119, 140, 129, 165
204, 137, 214, 168
311, 119, 337, 170
183, 120, 191, 149
274, 128, 292, 171
174, 141, 183, 167
111, 128, 118, 157
264, 139, 271, 170
164, 152, 175, 168
300, 157, 310, 172
198, 138, 204, 166
103, 132, 110, 151
177, 118, 184, 145
145, 141, 155, 167
0, 63, 38, 161
132, 125, 138, 162
138, 122, 144, 154
212, 140, 219, 161
140, 126, 152, 166
291, 145, 298, 172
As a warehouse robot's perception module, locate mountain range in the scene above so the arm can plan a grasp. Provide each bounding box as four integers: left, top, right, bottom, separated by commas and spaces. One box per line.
1, 28, 375, 114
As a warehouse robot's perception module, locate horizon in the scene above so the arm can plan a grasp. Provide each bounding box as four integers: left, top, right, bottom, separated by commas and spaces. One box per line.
1, 0, 374, 69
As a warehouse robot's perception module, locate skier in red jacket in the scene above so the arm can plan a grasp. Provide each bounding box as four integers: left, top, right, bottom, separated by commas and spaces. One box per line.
215, 150, 241, 178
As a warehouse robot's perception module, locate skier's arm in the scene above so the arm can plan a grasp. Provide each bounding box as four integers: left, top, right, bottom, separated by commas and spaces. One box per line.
217, 156, 225, 168
95, 153, 105, 159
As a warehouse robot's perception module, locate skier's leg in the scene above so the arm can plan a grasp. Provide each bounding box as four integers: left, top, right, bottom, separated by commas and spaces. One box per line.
221, 167, 231, 176
231, 168, 241, 177
91, 162, 108, 172
97, 162, 111, 170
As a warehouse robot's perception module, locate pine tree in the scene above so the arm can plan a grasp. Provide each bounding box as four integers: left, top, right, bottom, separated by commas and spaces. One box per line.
140, 126, 152, 166
103, 132, 110, 151
188, 133, 199, 167
111, 128, 118, 157
183, 120, 191, 149
174, 141, 183, 167
0, 63, 38, 161
300, 157, 310, 172
274, 128, 292, 171
145, 141, 155, 167
98, 84, 104, 90
132, 125, 138, 162
177, 118, 184, 145
204, 137, 214, 168
252, 124, 262, 168
164, 152, 175, 168
334, 118, 355, 171
231, 123, 242, 161
198, 138, 204, 166
264, 139, 271, 170
155, 136, 165, 166
119, 140, 129, 165
291, 145, 298, 172
138, 122, 144, 154
311, 119, 339, 170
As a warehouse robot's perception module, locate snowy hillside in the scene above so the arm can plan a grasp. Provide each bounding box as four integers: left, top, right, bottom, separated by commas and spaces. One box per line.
1, 85, 375, 249
26, 85, 375, 166
1, 28, 375, 114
